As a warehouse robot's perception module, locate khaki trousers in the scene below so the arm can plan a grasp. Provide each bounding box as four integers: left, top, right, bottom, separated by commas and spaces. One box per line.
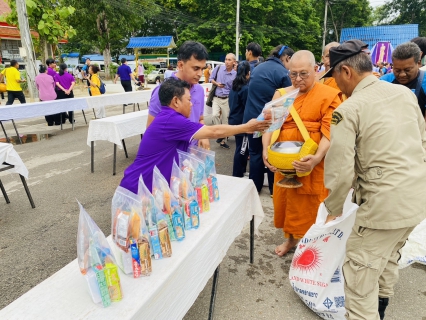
343, 224, 414, 320
211, 96, 229, 126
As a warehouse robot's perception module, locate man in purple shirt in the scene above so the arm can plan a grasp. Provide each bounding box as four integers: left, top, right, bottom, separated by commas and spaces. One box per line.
114, 58, 136, 92
146, 41, 210, 149
209, 53, 237, 149
120, 78, 270, 193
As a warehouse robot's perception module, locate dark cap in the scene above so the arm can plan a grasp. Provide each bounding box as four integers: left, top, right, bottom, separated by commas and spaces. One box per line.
320, 40, 368, 79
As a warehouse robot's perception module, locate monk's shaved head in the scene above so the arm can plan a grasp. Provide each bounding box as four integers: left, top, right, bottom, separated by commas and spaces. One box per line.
290, 50, 316, 68
289, 50, 317, 93
323, 42, 340, 55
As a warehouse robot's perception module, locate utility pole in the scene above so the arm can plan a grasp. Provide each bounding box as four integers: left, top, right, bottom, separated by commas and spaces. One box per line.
16, 0, 38, 101
236, 0, 240, 59
322, 0, 328, 54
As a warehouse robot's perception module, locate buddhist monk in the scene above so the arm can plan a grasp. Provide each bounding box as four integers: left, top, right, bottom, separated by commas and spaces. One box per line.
317, 42, 346, 92
262, 50, 342, 256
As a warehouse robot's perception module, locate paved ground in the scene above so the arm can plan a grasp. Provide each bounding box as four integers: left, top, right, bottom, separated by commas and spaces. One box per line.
0, 85, 425, 319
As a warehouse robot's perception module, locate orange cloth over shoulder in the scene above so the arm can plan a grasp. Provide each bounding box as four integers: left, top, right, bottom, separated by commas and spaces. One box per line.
322, 76, 346, 101
273, 83, 341, 238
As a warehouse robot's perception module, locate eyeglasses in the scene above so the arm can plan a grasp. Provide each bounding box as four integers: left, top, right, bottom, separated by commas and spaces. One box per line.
289, 71, 311, 79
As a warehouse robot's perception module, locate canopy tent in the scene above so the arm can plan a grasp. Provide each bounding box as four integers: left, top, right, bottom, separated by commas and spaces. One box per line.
371, 42, 394, 64
126, 36, 176, 65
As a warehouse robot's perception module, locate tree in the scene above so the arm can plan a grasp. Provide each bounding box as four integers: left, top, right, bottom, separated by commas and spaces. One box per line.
5, 0, 76, 62
374, 0, 426, 36
63, 0, 159, 79
155, 0, 322, 59
313, 0, 373, 45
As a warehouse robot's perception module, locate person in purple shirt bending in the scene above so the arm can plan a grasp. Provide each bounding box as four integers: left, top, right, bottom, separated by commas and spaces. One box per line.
54, 63, 76, 124
146, 41, 210, 149
209, 53, 237, 149
46, 58, 58, 81
120, 78, 270, 193
114, 57, 136, 92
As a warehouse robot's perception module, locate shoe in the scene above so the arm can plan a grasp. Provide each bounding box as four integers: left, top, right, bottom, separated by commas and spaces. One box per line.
220, 142, 230, 149
54, 122, 61, 126
378, 297, 389, 320
216, 138, 223, 144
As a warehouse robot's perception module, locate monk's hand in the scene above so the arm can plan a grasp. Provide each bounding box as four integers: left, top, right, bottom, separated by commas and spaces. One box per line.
198, 139, 210, 150
292, 155, 319, 173
263, 150, 277, 172
246, 119, 271, 133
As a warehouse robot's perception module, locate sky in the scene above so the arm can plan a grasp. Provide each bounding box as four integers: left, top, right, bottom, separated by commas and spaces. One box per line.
369, 0, 387, 7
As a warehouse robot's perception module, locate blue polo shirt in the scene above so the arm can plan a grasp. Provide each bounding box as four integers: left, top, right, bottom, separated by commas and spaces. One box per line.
116, 64, 132, 81
242, 57, 291, 123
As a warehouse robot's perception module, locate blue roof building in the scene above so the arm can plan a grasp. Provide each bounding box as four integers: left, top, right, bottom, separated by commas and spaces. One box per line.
126, 36, 176, 49
340, 24, 419, 49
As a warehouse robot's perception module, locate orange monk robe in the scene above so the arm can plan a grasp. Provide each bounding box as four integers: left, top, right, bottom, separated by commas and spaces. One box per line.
322, 76, 346, 101
273, 83, 341, 239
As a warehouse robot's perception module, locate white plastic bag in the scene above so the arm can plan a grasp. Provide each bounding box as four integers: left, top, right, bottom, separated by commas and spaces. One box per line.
399, 218, 426, 269
289, 192, 358, 320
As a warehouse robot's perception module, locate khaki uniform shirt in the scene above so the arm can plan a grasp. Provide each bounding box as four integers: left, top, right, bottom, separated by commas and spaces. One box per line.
324, 75, 426, 229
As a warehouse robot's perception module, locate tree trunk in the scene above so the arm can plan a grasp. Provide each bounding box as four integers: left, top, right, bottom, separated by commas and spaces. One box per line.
103, 46, 112, 80
39, 37, 47, 63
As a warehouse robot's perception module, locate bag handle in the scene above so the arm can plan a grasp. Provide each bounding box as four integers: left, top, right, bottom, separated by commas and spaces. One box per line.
269, 88, 310, 145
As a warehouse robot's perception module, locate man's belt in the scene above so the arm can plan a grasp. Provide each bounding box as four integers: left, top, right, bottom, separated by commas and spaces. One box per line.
215, 95, 228, 99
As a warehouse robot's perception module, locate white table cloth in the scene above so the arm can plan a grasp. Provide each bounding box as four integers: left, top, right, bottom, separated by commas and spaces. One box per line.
0, 142, 28, 178
0, 175, 264, 319
87, 110, 148, 149
0, 91, 154, 121
85, 91, 153, 110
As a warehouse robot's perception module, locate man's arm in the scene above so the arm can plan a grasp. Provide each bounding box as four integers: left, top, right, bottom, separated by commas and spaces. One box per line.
146, 114, 155, 128
193, 119, 270, 140
197, 116, 210, 149
323, 108, 357, 217
114, 73, 119, 84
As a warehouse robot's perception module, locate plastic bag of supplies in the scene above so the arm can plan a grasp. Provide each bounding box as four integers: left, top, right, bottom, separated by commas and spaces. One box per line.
77, 202, 122, 307
399, 218, 426, 269
289, 192, 358, 319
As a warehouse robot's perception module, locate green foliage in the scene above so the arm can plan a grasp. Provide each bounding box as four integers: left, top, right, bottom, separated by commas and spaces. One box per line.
62, 0, 159, 58
109, 63, 118, 78
313, 0, 373, 44
5, 0, 76, 45
19, 70, 28, 91
143, 63, 156, 75
374, 0, 426, 36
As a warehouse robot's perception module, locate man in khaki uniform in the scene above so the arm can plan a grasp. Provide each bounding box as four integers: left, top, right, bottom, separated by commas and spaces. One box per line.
322, 40, 426, 320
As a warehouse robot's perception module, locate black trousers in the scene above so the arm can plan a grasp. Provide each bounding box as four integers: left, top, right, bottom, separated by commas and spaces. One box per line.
233, 135, 249, 178
6, 91, 26, 105
56, 90, 74, 123
121, 80, 132, 92
1, 92, 4, 99
247, 134, 274, 194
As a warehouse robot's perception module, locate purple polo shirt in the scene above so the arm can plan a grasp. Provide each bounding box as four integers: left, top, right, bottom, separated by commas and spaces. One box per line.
47, 67, 57, 78
116, 64, 132, 81
148, 73, 205, 145
209, 65, 236, 97
120, 106, 204, 193
54, 72, 75, 90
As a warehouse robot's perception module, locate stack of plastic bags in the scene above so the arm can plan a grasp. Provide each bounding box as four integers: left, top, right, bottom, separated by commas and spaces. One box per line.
77, 202, 123, 307
111, 187, 152, 278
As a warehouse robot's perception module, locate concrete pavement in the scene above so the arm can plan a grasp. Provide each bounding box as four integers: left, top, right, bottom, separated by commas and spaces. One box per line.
0, 92, 425, 319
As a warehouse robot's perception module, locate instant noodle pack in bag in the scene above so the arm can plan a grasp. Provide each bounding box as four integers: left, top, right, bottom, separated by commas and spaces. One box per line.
152, 166, 186, 242
170, 159, 200, 230
177, 150, 210, 213
111, 186, 152, 277
188, 145, 220, 202
77, 202, 122, 307
253, 88, 299, 138
138, 174, 172, 259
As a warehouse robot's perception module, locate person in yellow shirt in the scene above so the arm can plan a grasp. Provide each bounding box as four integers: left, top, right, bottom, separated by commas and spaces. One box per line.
85, 65, 105, 118
0, 60, 26, 105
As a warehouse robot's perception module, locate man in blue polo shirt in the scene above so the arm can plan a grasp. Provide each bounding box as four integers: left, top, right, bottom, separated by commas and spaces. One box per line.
114, 58, 136, 92
120, 78, 270, 193
146, 41, 210, 148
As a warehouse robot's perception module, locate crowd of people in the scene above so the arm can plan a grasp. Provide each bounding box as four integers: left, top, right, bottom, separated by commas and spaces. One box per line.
1, 34, 426, 319
116, 37, 426, 320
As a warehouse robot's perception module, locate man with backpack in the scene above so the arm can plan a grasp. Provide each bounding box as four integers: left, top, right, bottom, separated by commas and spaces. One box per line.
380, 42, 426, 120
